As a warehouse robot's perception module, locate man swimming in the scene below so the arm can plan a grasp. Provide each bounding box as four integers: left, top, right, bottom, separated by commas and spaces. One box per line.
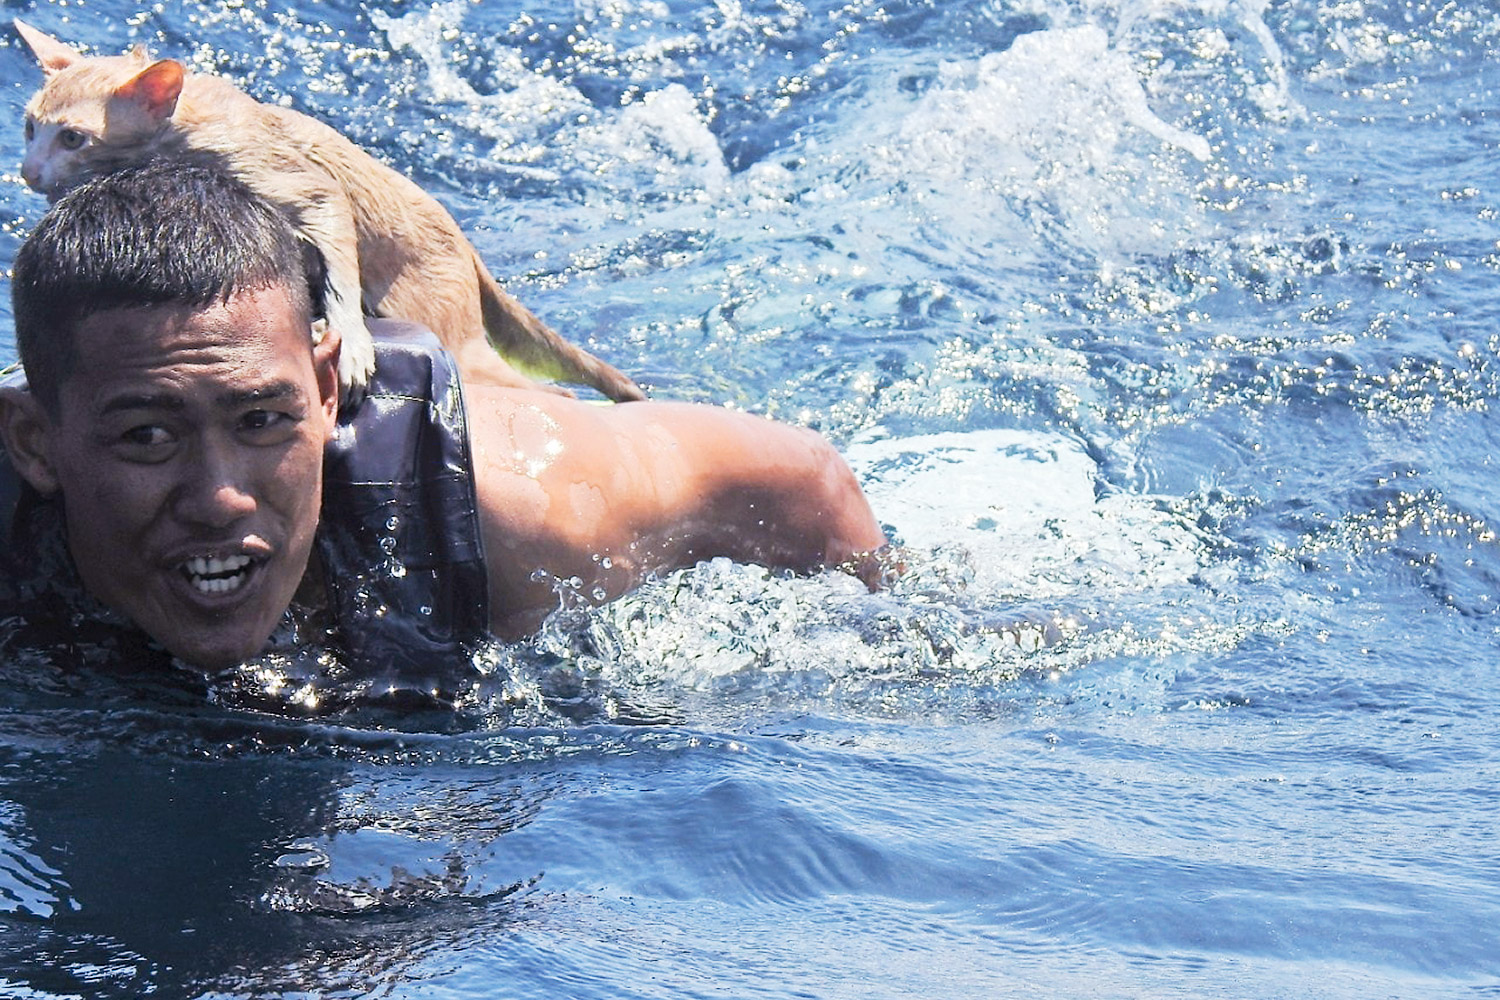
0, 163, 886, 676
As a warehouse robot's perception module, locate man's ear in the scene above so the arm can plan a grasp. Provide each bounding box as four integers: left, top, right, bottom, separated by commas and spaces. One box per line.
0, 388, 60, 495
13, 19, 81, 77
311, 319, 341, 427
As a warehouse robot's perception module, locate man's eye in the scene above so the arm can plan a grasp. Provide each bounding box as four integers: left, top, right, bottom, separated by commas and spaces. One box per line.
58, 129, 86, 150
113, 425, 175, 459
122, 425, 170, 446
240, 410, 297, 436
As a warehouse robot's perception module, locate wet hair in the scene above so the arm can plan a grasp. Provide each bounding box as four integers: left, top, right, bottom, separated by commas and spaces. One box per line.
11, 161, 328, 414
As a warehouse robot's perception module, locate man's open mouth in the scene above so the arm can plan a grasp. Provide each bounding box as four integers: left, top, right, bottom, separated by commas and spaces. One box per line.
181, 554, 257, 595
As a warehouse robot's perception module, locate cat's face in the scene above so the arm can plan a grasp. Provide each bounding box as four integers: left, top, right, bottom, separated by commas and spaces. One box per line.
24, 83, 106, 199
16, 22, 183, 201
23, 56, 177, 201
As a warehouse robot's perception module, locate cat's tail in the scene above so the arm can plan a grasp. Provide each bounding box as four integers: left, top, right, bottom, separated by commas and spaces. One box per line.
473, 252, 646, 402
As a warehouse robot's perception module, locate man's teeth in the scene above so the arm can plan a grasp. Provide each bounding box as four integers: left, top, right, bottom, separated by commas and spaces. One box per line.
183, 554, 254, 594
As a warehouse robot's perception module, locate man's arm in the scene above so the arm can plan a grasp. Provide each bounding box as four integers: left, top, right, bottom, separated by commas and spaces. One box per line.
463, 386, 886, 638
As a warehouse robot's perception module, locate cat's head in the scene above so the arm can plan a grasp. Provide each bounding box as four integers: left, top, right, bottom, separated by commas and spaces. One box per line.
15, 20, 185, 202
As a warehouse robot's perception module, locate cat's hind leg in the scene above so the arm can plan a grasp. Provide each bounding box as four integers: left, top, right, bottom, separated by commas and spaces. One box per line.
451, 335, 575, 395
369, 243, 572, 394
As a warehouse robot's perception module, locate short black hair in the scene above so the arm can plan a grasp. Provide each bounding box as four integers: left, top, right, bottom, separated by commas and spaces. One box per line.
11, 161, 327, 413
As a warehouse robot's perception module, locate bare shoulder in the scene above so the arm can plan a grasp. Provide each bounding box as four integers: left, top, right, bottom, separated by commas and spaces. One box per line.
461, 387, 885, 637
465, 388, 845, 521
463, 390, 751, 550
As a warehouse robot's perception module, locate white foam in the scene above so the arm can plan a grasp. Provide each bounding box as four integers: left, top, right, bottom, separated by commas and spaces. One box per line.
371, 1, 485, 105
371, 1, 591, 151
847, 428, 1205, 599
609, 84, 731, 196
534, 427, 1209, 712
1236, 0, 1303, 121
860, 24, 1214, 260
374, 2, 729, 200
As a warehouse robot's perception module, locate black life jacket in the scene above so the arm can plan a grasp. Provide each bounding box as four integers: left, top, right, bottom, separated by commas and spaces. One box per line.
0, 320, 491, 682
316, 320, 490, 680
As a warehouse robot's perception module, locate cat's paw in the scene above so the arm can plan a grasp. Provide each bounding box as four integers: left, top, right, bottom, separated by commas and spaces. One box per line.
337, 326, 377, 404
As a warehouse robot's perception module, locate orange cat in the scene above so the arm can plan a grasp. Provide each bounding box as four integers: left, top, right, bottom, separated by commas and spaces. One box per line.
14, 19, 645, 402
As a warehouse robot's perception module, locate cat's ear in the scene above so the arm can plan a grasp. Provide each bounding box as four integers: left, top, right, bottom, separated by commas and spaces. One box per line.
13, 19, 82, 76
114, 60, 185, 121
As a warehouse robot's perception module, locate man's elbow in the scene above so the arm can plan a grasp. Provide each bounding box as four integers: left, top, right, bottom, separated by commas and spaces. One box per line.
792, 433, 887, 579
826, 451, 884, 552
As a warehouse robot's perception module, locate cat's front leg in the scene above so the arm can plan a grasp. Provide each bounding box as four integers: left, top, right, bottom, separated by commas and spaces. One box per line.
325, 281, 376, 400
295, 196, 376, 399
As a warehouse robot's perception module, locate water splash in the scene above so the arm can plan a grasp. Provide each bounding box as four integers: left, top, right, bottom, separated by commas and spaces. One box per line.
442, 425, 1251, 727
579, 83, 731, 199
868, 23, 1212, 261
369, 0, 592, 162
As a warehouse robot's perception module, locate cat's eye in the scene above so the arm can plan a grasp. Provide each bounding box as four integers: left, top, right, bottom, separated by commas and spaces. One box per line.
58, 129, 86, 151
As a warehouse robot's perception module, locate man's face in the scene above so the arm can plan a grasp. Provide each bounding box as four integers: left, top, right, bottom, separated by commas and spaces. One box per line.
25, 284, 339, 668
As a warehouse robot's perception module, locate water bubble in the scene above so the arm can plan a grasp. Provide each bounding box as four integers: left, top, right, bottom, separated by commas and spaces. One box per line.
273, 843, 330, 870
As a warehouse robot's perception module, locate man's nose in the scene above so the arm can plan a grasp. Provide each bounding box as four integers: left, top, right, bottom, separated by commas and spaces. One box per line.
173, 440, 257, 528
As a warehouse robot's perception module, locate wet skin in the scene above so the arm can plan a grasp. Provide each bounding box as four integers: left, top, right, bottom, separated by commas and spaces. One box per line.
0, 285, 340, 668
466, 386, 887, 638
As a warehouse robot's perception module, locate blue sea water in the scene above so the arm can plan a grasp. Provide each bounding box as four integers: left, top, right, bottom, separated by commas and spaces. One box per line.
0, 0, 1498, 995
